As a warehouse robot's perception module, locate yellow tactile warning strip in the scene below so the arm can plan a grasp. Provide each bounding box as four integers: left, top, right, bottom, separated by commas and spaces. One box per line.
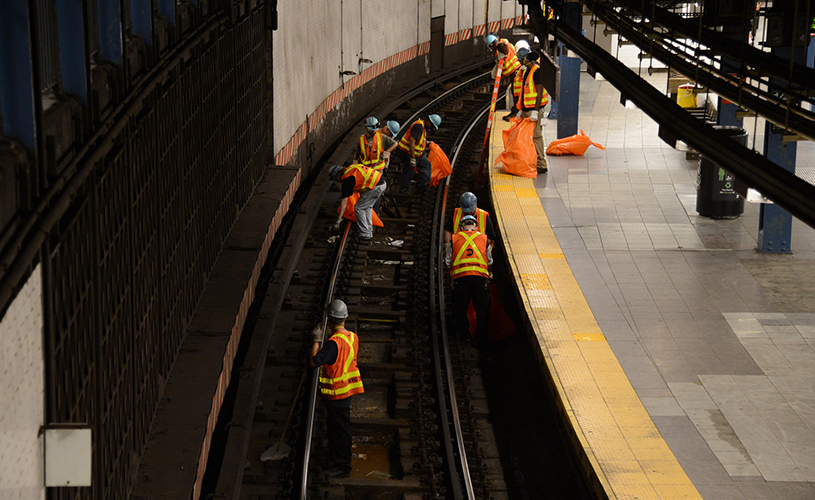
488, 113, 702, 500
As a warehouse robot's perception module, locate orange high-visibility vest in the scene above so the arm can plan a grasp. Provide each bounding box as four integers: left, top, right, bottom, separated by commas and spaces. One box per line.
513, 66, 526, 109
358, 131, 384, 167
398, 120, 427, 156
451, 230, 490, 279
522, 62, 550, 109
319, 330, 364, 400
452, 208, 489, 236
496, 39, 521, 75
342, 164, 382, 192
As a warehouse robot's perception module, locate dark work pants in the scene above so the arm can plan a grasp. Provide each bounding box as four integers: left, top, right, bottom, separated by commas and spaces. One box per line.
452, 275, 490, 344
324, 404, 352, 472
394, 149, 431, 193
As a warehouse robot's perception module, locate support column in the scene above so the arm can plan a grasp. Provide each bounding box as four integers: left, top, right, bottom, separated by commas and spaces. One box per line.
57, 0, 89, 104
556, 1, 582, 138
758, 128, 795, 253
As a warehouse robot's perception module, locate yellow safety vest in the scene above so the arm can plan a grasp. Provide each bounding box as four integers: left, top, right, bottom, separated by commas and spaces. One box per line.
513, 67, 526, 109
398, 120, 427, 156
522, 62, 550, 109
496, 39, 521, 75
452, 208, 488, 236
358, 131, 384, 167
343, 164, 382, 192
319, 330, 364, 400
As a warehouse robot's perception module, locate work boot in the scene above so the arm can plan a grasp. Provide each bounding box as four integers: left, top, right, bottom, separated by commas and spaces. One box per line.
537, 157, 548, 173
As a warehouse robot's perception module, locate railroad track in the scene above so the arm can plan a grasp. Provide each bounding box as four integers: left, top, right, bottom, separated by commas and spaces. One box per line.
207, 65, 593, 500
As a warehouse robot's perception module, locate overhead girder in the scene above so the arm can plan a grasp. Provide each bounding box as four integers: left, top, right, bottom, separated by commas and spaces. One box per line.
579, 0, 815, 142
536, 15, 815, 230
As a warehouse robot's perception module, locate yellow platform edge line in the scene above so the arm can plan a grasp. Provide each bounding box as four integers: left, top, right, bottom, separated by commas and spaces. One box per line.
487, 113, 702, 500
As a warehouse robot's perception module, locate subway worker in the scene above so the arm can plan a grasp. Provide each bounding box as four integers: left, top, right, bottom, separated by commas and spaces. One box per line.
309, 299, 364, 479
380, 120, 400, 139
329, 163, 386, 241
395, 114, 442, 194
503, 47, 530, 121
444, 192, 497, 249
354, 116, 398, 172
486, 33, 521, 110
445, 215, 492, 348
518, 50, 550, 173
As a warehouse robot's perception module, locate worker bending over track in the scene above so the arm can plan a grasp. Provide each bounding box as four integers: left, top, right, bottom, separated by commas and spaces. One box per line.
395, 114, 442, 194
329, 163, 386, 241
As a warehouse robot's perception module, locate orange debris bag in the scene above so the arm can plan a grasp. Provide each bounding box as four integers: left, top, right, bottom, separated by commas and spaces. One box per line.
545, 129, 605, 156
339, 193, 383, 227
467, 282, 517, 340
494, 118, 537, 178
428, 141, 452, 187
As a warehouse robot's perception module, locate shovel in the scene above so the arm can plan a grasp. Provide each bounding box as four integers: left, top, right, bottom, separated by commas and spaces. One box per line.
260, 368, 309, 461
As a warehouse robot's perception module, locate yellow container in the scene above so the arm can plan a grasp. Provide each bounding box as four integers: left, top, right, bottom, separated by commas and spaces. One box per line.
677, 83, 697, 108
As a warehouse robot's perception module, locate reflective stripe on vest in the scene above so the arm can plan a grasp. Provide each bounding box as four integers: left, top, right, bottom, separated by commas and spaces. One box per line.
343, 164, 382, 192
522, 63, 550, 109
451, 230, 490, 278
496, 39, 520, 75
359, 131, 383, 167
452, 207, 488, 236
513, 67, 525, 108
319, 331, 364, 399
398, 120, 427, 156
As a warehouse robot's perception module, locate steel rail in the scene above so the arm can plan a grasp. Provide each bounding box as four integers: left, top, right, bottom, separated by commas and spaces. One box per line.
431, 104, 491, 500
547, 19, 815, 230
294, 69, 495, 499
298, 220, 352, 500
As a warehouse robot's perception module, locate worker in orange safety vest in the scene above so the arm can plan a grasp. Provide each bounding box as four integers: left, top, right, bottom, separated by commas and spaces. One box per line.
329, 163, 386, 241
445, 215, 492, 347
355, 116, 398, 172
518, 50, 550, 173
309, 299, 364, 479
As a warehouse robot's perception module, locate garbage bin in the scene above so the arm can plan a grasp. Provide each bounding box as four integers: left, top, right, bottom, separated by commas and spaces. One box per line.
695, 126, 746, 219
677, 84, 697, 108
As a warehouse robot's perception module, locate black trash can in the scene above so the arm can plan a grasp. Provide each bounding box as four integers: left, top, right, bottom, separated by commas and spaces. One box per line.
695, 126, 746, 219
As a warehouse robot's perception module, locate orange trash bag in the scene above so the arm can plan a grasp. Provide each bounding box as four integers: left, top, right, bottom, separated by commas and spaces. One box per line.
339, 192, 383, 227
545, 129, 605, 156
428, 141, 452, 187
466, 282, 517, 341
494, 118, 537, 178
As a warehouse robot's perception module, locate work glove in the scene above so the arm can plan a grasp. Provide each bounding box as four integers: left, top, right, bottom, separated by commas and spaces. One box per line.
331, 216, 343, 231
529, 110, 539, 122
409, 158, 417, 167
311, 324, 324, 343
382, 151, 390, 160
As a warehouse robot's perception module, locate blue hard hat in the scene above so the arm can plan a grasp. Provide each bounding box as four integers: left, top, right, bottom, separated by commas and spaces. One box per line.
329, 164, 344, 180
428, 114, 442, 130
516, 47, 531, 61
460, 192, 477, 213
386, 120, 400, 136
486, 34, 498, 47
460, 215, 478, 229
364, 116, 380, 131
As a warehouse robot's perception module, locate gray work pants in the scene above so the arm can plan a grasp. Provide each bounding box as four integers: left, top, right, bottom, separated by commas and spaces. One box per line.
355, 181, 386, 238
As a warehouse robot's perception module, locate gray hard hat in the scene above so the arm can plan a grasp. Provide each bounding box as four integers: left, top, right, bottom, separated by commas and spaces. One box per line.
364, 116, 380, 131
329, 164, 344, 180
460, 214, 478, 229
327, 299, 348, 320
460, 192, 477, 213
516, 47, 531, 61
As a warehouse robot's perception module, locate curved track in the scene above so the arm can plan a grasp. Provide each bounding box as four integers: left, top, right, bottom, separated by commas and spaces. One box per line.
205, 66, 594, 500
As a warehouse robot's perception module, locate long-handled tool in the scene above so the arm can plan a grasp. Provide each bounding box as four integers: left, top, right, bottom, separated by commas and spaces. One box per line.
260, 368, 309, 461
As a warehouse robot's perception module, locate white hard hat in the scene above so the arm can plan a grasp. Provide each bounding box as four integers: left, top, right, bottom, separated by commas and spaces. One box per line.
515, 39, 530, 52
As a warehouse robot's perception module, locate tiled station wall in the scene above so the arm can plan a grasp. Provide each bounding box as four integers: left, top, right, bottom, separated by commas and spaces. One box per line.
0, 266, 44, 500
272, 0, 523, 167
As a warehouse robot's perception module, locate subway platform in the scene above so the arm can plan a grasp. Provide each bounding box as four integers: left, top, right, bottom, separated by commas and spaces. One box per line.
488, 72, 815, 499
